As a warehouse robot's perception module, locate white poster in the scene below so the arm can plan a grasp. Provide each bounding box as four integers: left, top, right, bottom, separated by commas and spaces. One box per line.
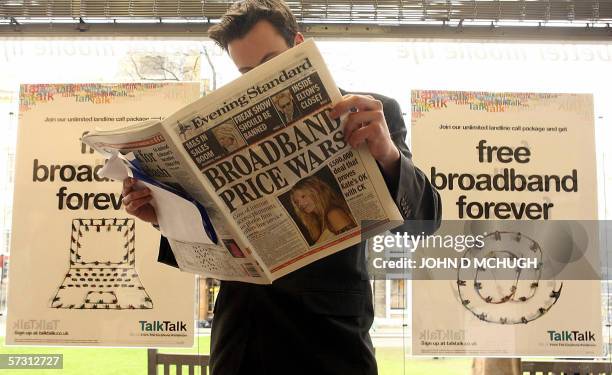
6, 83, 199, 347
410, 91, 602, 356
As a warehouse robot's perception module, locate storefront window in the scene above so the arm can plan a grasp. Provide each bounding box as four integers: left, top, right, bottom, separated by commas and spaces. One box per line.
0, 37, 610, 373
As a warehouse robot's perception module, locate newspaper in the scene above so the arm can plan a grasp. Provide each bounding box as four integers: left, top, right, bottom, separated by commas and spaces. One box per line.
83, 40, 403, 284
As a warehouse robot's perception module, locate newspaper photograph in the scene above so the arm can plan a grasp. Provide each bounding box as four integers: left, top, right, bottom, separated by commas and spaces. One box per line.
84, 39, 403, 284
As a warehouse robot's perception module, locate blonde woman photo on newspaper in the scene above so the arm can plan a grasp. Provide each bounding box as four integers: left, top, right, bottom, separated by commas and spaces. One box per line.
289, 174, 357, 245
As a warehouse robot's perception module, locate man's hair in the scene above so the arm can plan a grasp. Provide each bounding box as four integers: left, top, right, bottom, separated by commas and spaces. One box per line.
208, 0, 299, 51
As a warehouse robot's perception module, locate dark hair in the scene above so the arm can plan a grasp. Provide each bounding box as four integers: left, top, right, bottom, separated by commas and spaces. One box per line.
208, 0, 299, 51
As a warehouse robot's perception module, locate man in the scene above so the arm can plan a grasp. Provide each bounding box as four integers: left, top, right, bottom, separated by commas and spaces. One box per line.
122, 1, 442, 373
213, 122, 244, 152
271, 89, 298, 123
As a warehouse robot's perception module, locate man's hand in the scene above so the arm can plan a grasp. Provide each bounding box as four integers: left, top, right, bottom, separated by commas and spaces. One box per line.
330, 94, 400, 179
122, 177, 158, 225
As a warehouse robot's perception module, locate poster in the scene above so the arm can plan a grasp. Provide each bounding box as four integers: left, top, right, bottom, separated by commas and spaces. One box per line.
6, 83, 199, 347
410, 91, 602, 356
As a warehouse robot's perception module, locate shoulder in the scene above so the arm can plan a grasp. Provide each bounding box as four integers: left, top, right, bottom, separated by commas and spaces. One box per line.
327, 207, 348, 219
350, 91, 396, 105
340, 88, 398, 107
326, 207, 352, 227
340, 89, 402, 119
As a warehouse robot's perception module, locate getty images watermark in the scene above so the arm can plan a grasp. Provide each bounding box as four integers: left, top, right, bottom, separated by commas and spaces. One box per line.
369, 231, 539, 272
365, 220, 602, 281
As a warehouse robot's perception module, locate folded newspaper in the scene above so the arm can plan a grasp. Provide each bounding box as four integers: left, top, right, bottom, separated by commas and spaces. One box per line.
83, 39, 403, 284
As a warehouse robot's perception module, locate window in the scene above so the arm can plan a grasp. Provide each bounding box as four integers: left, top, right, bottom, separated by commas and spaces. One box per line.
390, 279, 406, 310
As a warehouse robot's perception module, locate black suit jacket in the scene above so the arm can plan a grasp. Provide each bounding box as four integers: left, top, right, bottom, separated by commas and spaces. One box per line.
157, 92, 442, 375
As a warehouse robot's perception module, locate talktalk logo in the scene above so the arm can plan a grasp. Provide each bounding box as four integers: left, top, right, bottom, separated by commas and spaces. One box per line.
547, 330, 595, 342
139, 320, 187, 332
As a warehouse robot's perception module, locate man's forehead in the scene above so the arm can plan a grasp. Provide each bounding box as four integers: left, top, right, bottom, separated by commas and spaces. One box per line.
227, 20, 291, 73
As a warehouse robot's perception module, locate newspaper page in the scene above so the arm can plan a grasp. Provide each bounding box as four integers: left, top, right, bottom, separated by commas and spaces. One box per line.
84, 120, 269, 284
161, 39, 403, 281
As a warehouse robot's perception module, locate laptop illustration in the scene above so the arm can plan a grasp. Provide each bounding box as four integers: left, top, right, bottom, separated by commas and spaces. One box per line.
50, 218, 153, 310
